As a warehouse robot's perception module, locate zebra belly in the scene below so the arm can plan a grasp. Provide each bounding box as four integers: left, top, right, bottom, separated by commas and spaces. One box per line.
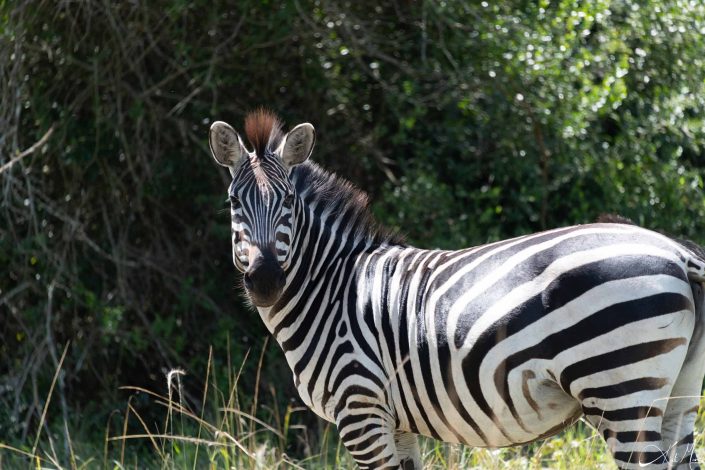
396, 359, 582, 448
475, 364, 583, 447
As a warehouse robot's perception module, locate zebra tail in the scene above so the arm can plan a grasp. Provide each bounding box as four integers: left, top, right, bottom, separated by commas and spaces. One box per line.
675, 238, 705, 283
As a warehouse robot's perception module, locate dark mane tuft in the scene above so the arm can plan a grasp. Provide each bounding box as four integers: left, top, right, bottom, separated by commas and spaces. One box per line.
291, 162, 405, 247
595, 213, 705, 261
244, 108, 283, 158
595, 213, 635, 225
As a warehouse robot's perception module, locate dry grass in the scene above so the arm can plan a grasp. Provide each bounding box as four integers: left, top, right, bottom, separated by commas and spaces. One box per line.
2, 345, 705, 469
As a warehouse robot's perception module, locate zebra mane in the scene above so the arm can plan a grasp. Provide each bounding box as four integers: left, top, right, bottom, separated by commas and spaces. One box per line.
244, 108, 284, 158
291, 161, 405, 246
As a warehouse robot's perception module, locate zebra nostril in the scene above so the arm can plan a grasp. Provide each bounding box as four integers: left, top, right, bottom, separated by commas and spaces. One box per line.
243, 272, 254, 290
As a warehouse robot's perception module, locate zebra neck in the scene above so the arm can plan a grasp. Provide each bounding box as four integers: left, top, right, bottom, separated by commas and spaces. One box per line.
261, 205, 403, 420
264, 198, 383, 335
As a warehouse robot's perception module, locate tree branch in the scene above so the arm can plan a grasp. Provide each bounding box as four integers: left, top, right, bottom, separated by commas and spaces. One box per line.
0, 125, 55, 175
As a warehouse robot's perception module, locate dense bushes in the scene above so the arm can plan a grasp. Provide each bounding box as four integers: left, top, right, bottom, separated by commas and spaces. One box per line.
2, 0, 705, 463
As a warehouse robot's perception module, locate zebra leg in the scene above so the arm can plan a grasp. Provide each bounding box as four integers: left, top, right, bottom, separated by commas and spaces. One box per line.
660, 385, 702, 470
660, 284, 705, 469
394, 431, 421, 470
336, 410, 404, 469
577, 344, 692, 469
336, 424, 422, 469
582, 400, 668, 470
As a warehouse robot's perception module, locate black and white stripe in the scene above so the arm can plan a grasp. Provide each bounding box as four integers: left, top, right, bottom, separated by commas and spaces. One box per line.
229, 157, 294, 271
209, 115, 705, 470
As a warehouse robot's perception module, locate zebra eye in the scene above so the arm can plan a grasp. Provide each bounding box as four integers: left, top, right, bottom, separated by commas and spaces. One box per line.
229, 194, 240, 206
283, 193, 294, 206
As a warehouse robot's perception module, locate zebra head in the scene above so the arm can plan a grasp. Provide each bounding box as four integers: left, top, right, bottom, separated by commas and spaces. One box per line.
208, 111, 315, 307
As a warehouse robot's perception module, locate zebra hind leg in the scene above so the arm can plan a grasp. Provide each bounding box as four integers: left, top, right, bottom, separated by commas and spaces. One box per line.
660, 283, 705, 469
582, 401, 667, 470
577, 343, 692, 469
394, 431, 421, 470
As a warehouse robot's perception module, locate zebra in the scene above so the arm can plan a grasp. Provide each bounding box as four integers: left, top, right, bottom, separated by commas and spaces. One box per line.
207, 109, 705, 469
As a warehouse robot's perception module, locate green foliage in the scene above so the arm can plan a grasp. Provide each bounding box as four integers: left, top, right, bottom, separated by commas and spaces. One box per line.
374, 0, 705, 246
2, 0, 705, 467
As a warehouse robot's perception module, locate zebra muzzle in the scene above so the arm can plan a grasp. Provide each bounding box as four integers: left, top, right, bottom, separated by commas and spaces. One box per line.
243, 250, 286, 307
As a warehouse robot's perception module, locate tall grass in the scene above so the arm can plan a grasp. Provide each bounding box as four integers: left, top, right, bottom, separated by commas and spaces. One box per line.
2, 345, 704, 469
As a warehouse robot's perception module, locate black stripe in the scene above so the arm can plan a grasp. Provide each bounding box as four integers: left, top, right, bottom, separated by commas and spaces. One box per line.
396, 251, 439, 439
345, 261, 386, 376
603, 429, 661, 443
614, 450, 668, 465
331, 360, 386, 394
337, 413, 371, 432
349, 443, 388, 463
431, 226, 588, 321
284, 257, 343, 351
434, 253, 489, 444
379, 251, 417, 433
347, 401, 390, 413
582, 405, 662, 421
320, 340, 354, 407
496, 291, 689, 420
334, 385, 377, 416
273, 206, 319, 321
414, 253, 467, 443
454, 244, 685, 348
362, 453, 395, 469
304, 281, 352, 398
559, 337, 687, 393
460, 256, 686, 435
676, 431, 695, 446
579, 377, 668, 400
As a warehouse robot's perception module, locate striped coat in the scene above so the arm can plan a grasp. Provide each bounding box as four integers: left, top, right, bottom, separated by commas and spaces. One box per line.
208, 111, 705, 469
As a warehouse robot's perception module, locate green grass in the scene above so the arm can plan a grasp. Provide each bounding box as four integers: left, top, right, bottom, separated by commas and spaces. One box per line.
2, 346, 704, 469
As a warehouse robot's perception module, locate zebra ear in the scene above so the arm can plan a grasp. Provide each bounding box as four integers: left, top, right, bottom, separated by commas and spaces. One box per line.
279, 123, 315, 167
209, 121, 248, 168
